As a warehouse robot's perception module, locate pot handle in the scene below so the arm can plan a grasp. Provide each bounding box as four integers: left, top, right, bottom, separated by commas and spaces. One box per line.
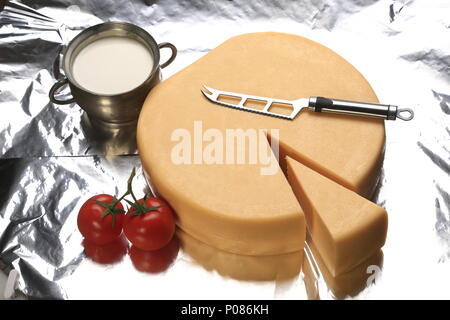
49, 78, 75, 105
158, 42, 177, 69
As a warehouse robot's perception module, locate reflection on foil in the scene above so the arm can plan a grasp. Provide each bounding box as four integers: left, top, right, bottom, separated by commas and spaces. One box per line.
129, 236, 179, 274
0, 0, 449, 299
82, 234, 129, 265
81, 114, 138, 156
304, 240, 384, 300
178, 229, 302, 282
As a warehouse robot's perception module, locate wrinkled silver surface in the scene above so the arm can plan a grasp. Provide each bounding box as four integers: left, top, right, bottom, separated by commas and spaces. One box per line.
0, 0, 449, 299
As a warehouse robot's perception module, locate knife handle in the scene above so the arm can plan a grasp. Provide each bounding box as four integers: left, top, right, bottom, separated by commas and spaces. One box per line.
308, 96, 414, 121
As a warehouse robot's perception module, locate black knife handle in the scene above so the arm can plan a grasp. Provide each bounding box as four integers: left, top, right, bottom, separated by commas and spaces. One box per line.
308, 96, 414, 121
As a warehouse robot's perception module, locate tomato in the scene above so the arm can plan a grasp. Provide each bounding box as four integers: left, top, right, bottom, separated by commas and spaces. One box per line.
123, 197, 175, 251
83, 234, 129, 264
129, 236, 179, 273
77, 194, 125, 245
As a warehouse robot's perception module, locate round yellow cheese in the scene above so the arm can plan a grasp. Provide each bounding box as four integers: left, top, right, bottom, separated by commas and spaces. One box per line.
137, 32, 385, 256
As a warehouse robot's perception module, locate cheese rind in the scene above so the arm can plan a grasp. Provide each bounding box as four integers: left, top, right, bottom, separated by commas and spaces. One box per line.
286, 157, 388, 276
137, 32, 385, 255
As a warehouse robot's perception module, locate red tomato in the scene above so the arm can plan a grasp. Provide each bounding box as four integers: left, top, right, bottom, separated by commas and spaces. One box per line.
83, 234, 129, 264
123, 197, 175, 251
77, 194, 125, 245
129, 236, 179, 273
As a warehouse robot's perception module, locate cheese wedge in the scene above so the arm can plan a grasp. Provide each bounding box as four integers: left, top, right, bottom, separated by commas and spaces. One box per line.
137, 32, 385, 255
286, 157, 388, 276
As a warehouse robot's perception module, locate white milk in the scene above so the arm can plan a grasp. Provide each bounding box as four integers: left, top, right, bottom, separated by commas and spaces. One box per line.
72, 36, 154, 95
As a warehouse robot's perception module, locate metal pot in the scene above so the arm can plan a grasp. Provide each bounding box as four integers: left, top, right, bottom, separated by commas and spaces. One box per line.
49, 22, 177, 127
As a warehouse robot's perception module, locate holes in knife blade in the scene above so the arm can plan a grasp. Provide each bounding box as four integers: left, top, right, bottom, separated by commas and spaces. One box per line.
216, 95, 294, 117
267, 102, 294, 116
243, 98, 267, 110
217, 94, 241, 105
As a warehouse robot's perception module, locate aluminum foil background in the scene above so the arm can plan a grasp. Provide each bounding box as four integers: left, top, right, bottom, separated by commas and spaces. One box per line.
0, 0, 449, 299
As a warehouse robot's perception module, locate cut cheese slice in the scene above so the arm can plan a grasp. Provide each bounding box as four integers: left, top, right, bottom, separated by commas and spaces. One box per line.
137, 32, 385, 255
286, 157, 388, 276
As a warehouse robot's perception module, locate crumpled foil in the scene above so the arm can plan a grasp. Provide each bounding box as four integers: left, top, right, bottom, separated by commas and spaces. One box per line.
0, 0, 449, 299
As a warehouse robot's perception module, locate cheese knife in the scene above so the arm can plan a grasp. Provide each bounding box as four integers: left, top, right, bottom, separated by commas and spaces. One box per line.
201, 85, 414, 121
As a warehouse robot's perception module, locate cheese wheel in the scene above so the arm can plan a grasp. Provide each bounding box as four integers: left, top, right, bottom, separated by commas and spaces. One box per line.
286, 157, 388, 276
137, 32, 385, 255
